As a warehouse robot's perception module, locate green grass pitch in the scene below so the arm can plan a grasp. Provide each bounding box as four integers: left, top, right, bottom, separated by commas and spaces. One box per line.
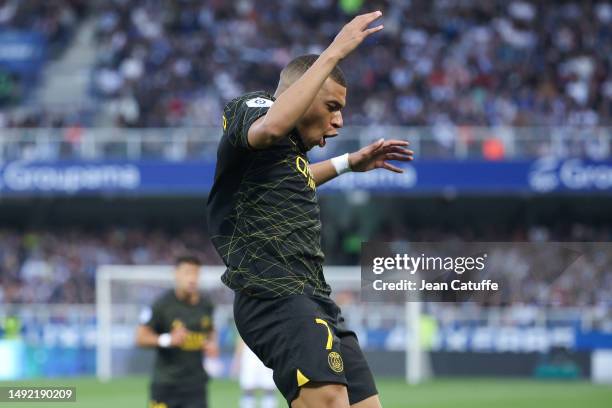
1, 376, 611, 407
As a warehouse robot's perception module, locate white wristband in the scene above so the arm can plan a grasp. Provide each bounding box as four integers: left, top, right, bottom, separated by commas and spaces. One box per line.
158, 333, 172, 348
331, 153, 351, 175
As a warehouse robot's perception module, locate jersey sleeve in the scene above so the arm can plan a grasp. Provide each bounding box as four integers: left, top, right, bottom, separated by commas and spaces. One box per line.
223, 92, 275, 150
140, 302, 164, 333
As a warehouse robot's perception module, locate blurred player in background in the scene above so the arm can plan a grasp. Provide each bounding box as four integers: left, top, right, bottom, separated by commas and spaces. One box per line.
233, 337, 278, 408
207, 10, 413, 408
136, 255, 218, 408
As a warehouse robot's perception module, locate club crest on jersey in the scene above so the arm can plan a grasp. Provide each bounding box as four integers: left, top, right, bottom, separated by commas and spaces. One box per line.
328, 351, 343, 373
200, 316, 211, 329
246, 97, 274, 108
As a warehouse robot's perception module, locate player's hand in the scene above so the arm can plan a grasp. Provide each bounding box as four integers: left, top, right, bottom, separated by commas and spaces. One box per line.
170, 326, 188, 347
326, 11, 384, 60
349, 139, 413, 173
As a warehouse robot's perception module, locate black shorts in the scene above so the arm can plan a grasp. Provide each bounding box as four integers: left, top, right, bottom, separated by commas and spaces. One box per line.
149, 384, 207, 408
234, 292, 378, 406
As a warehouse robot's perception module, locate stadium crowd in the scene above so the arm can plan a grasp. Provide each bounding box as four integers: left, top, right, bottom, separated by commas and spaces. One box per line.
1, 1, 610, 128
1, 222, 610, 306
90, 0, 612, 127
0, 0, 86, 53
0, 0, 87, 107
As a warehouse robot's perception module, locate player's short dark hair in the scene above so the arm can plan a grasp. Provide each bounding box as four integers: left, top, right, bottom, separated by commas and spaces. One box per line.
280, 54, 346, 88
174, 255, 202, 267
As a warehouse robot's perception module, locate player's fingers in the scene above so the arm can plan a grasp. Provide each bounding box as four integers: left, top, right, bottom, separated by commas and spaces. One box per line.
367, 138, 385, 153
358, 10, 383, 29
364, 25, 384, 36
382, 162, 404, 173
383, 139, 410, 147
385, 151, 414, 159
383, 146, 413, 154
382, 150, 413, 159
386, 153, 413, 161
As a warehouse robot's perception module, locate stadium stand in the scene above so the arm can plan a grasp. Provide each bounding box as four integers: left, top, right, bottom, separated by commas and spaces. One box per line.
0, 0, 87, 106
89, 0, 612, 127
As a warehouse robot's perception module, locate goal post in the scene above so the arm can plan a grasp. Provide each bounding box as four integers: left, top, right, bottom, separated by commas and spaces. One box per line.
406, 300, 423, 384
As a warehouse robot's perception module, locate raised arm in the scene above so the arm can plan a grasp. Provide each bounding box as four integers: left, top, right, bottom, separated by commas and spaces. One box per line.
247, 11, 384, 149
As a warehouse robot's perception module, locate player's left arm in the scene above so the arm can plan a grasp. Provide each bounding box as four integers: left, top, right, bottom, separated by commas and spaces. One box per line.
309, 138, 413, 186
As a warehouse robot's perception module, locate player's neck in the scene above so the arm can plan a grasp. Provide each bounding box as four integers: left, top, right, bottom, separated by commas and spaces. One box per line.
175, 288, 199, 305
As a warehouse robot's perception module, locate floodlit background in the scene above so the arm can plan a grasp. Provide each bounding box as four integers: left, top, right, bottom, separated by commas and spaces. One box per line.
0, 0, 611, 407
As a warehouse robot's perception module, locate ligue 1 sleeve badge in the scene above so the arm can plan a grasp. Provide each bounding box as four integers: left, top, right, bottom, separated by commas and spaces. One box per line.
328, 351, 344, 373
246, 97, 274, 108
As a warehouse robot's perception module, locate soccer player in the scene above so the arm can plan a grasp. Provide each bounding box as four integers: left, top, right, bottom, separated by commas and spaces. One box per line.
207, 10, 413, 408
136, 255, 217, 408
233, 337, 278, 408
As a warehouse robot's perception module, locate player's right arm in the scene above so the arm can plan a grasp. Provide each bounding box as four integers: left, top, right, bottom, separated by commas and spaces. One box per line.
136, 326, 188, 348
247, 10, 384, 149
136, 324, 188, 348
135, 304, 187, 348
